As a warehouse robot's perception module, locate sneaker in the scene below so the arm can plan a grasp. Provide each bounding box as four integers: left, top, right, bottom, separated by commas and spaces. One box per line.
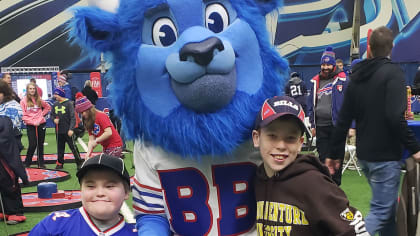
55, 164, 63, 169
6, 215, 26, 225
38, 164, 47, 169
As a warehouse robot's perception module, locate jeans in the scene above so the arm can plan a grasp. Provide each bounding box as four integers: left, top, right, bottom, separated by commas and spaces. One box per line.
24, 123, 46, 166
358, 160, 402, 236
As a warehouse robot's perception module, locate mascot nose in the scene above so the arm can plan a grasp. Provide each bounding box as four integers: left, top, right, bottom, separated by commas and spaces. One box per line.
179, 37, 224, 66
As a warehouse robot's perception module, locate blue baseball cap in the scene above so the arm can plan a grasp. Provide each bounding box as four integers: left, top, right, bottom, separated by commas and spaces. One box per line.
254, 96, 310, 136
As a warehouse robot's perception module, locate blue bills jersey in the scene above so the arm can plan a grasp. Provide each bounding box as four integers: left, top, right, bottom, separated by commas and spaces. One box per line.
29, 207, 137, 236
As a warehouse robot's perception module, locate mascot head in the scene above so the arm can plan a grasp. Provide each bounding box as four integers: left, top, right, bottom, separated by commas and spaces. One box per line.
69, 0, 288, 158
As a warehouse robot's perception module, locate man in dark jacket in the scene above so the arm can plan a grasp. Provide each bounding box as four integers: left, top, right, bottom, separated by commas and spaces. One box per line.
81, 80, 98, 105
327, 26, 420, 236
0, 116, 29, 224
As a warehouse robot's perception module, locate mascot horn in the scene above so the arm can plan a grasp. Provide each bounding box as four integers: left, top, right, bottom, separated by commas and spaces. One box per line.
69, 0, 288, 235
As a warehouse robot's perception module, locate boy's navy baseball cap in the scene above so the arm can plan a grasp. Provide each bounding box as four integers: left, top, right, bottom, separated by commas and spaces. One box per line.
76, 154, 130, 186
254, 96, 311, 136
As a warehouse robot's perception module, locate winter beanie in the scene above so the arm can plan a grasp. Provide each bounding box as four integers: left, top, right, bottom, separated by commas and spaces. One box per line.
75, 92, 93, 113
58, 75, 67, 84
53, 87, 66, 98
320, 46, 336, 66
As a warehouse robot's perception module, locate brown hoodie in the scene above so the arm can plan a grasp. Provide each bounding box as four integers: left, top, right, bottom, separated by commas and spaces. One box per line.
254, 154, 369, 236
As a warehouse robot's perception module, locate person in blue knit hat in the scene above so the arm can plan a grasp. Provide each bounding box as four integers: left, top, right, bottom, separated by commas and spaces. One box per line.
307, 46, 354, 186
52, 87, 83, 169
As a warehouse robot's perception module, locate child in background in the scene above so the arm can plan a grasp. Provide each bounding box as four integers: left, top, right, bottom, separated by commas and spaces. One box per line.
0, 117, 29, 225
252, 96, 369, 236
29, 154, 137, 235
52, 87, 83, 169
74, 92, 123, 158
21, 82, 51, 168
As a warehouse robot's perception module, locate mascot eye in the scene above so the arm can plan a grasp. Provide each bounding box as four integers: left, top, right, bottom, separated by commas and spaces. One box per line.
152, 18, 177, 47
205, 3, 229, 33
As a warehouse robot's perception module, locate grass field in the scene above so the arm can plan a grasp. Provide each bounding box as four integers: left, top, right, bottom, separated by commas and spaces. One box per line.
2, 128, 373, 235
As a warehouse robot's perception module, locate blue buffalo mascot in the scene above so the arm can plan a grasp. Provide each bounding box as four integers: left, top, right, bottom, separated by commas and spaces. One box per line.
69, 0, 288, 235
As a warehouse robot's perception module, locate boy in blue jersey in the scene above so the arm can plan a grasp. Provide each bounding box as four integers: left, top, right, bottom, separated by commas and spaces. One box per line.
29, 154, 137, 235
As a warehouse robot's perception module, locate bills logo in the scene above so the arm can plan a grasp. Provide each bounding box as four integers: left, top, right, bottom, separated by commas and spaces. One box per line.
337, 85, 343, 92
318, 83, 333, 97
103, 108, 110, 116
93, 123, 100, 136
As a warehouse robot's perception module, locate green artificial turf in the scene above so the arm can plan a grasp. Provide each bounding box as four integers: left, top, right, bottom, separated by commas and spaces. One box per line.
2, 128, 373, 235
341, 170, 371, 216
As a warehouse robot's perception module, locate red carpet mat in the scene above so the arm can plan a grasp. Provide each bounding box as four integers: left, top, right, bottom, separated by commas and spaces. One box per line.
18, 168, 70, 187
22, 190, 81, 212
10, 232, 29, 236
21, 152, 101, 164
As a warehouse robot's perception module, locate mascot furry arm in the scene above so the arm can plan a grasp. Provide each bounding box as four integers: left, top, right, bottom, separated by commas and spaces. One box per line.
69, 0, 288, 235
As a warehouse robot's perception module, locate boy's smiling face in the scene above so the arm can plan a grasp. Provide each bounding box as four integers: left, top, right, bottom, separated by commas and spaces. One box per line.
252, 117, 304, 177
81, 169, 129, 222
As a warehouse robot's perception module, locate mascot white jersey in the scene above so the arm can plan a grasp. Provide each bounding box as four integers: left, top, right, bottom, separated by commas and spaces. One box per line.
69, 0, 288, 235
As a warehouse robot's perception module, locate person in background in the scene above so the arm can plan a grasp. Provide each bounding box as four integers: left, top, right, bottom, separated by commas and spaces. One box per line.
0, 80, 27, 225
57, 74, 72, 100
342, 59, 362, 164
336, 58, 345, 74
52, 87, 83, 170
106, 80, 128, 152
411, 66, 420, 95
0, 117, 29, 225
0, 80, 23, 131
307, 46, 354, 186
21, 82, 51, 168
82, 80, 98, 105
327, 26, 420, 236
30, 78, 43, 98
74, 93, 123, 158
1, 73, 20, 102
284, 72, 308, 113
0, 80, 24, 151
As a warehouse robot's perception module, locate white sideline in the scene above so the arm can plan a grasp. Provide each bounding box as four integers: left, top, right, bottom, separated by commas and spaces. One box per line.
76, 137, 136, 224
